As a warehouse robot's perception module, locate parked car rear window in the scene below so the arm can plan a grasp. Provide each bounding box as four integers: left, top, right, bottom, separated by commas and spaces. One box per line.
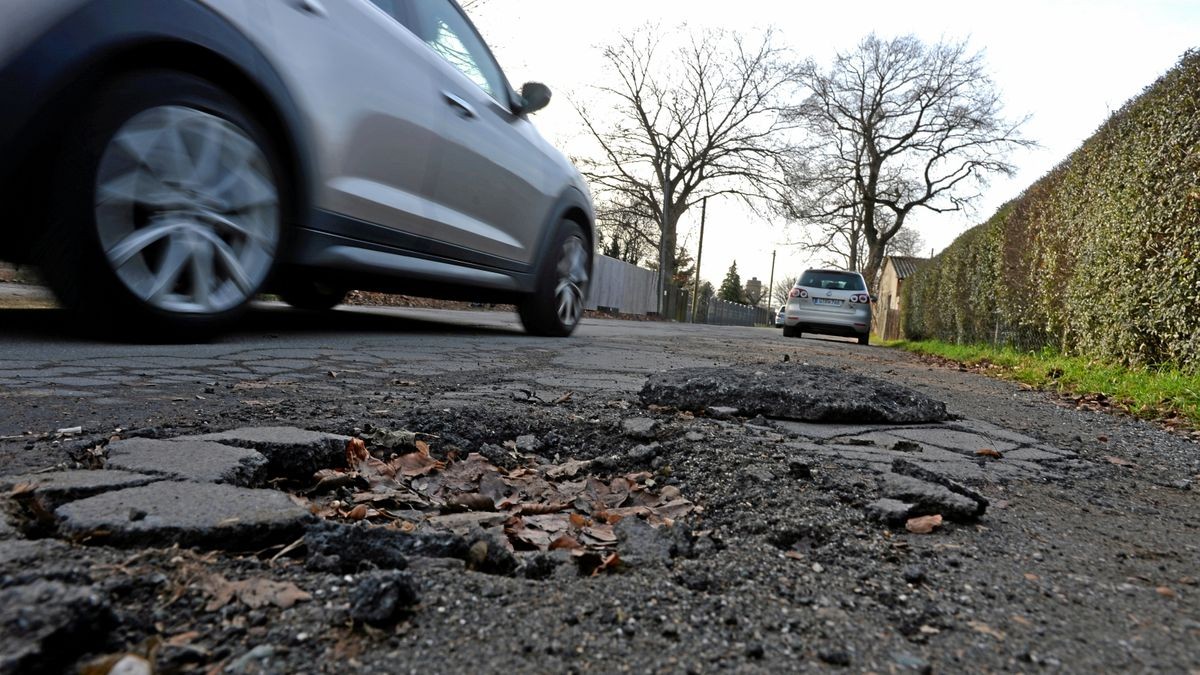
798, 271, 866, 291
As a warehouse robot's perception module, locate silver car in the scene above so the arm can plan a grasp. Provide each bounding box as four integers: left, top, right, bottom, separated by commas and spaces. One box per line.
0, 0, 594, 338
782, 269, 873, 345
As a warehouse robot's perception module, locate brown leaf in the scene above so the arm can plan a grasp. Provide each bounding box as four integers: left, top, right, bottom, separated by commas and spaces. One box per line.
905, 514, 944, 534
967, 620, 1006, 641
549, 535, 584, 552
345, 438, 369, 466
1024, 573, 1040, 581
346, 504, 369, 521
1105, 455, 1136, 467
591, 552, 621, 576
515, 502, 568, 516
391, 449, 444, 477
975, 448, 1003, 459
545, 459, 592, 480
200, 574, 311, 612
784, 551, 805, 561
447, 493, 496, 512
580, 524, 618, 547
569, 513, 589, 529
1156, 586, 1177, 598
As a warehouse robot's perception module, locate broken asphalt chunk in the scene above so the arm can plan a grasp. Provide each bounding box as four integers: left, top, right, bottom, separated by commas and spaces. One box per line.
0, 581, 114, 675
175, 427, 351, 480
641, 366, 948, 423
1, 470, 162, 510
107, 438, 267, 487
880, 474, 985, 523
55, 482, 313, 549
864, 498, 915, 526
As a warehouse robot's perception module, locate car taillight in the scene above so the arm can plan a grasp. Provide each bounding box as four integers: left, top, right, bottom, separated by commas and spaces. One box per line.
850, 294, 868, 304
796, 289, 809, 299
789, 288, 800, 299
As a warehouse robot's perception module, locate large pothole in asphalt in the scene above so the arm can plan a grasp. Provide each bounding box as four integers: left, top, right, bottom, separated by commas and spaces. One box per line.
640, 365, 948, 424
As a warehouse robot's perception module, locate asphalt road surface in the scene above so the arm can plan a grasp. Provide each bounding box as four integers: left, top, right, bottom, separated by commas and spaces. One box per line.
1, 300, 1197, 673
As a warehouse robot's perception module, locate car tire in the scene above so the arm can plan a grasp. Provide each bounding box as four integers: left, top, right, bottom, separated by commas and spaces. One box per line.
39, 70, 285, 340
783, 324, 800, 339
519, 220, 590, 337
280, 281, 347, 312
858, 333, 871, 346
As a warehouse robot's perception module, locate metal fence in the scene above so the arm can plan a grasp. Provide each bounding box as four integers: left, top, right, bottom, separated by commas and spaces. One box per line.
698, 298, 774, 327
586, 255, 658, 315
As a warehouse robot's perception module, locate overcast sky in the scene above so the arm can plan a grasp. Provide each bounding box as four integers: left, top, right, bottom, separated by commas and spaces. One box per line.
469, 0, 1199, 295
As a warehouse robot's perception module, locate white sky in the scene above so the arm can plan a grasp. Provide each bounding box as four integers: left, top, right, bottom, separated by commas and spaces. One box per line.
469, 0, 1199, 294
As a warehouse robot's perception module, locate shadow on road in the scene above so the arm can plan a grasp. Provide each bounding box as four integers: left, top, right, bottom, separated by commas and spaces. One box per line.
0, 305, 520, 344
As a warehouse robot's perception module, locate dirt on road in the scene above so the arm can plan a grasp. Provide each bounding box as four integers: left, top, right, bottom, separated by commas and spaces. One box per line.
0, 308, 1197, 673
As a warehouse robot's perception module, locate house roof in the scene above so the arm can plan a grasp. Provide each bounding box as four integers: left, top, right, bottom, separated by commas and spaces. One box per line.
887, 256, 926, 280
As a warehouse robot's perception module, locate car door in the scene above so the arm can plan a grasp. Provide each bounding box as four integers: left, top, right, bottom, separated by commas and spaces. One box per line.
260, 0, 442, 238
401, 0, 559, 267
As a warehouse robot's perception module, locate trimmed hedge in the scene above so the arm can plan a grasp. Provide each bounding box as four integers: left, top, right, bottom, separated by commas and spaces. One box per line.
903, 50, 1200, 369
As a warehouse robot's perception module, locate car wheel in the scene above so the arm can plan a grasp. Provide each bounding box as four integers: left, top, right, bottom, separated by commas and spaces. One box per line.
40, 70, 284, 339
519, 220, 590, 337
280, 281, 347, 312
858, 333, 870, 346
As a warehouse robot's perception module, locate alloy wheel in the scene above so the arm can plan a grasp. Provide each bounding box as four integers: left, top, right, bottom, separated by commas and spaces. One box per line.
94, 105, 280, 315
554, 235, 589, 328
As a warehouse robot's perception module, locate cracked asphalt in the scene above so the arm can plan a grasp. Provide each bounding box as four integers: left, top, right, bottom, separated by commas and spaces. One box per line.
1, 300, 1198, 673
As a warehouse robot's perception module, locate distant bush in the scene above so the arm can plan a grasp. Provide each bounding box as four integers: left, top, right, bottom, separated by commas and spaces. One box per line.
903, 50, 1200, 369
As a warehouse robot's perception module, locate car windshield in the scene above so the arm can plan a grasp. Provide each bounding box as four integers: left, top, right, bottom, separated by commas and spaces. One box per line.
798, 271, 866, 291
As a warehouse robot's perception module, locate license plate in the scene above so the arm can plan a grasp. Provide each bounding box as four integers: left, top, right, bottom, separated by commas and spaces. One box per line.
813, 298, 842, 306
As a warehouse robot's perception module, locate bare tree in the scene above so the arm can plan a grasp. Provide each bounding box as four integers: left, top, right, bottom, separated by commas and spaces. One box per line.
459, 0, 489, 10
771, 276, 798, 307
597, 197, 657, 266
786, 34, 1033, 289
885, 226, 926, 259
575, 26, 797, 299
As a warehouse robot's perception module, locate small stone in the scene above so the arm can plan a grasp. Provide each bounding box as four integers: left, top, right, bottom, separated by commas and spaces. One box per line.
349, 571, 419, 625
615, 518, 673, 568
902, 566, 927, 585
864, 498, 914, 526
742, 466, 775, 483
789, 460, 813, 480
304, 522, 410, 573
514, 435, 540, 453
628, 443, 659, 464
621, 417, 660, 440
746, 643, 765, 659
812, 563, 825, 573
818, 649, 852, 667
707, 406, 740, 420
684, 431, 705, 442
893, 651, 932, 673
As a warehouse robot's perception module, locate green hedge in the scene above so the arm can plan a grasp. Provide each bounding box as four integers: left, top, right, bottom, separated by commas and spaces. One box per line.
903, 50, 1200, 369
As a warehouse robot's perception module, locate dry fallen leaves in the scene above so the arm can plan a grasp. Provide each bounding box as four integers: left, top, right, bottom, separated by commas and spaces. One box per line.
1105, 455, 1136, 468
975, 448, 1003, 459
1156, 586, 1177, 599
905, 515, 944, 534
199, 574, 311, 611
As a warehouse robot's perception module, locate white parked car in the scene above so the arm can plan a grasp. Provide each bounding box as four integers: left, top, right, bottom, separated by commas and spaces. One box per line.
782, 269, 874, 345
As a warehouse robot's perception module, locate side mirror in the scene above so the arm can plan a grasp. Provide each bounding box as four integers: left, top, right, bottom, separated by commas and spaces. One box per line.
516, 82, 551, 115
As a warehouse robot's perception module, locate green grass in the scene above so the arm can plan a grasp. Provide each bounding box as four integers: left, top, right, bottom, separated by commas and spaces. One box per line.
882, 339, 1200, 428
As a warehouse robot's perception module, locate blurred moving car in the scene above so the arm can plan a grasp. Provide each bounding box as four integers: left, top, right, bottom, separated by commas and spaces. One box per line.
774, 305, 786, 327
782, 269, 873, 345
0, 0, 594, 337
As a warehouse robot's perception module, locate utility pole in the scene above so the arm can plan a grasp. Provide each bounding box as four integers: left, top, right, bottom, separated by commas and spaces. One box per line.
691, 197, 708, 322
767, 250, 776, 309
657, 154, 672, 316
